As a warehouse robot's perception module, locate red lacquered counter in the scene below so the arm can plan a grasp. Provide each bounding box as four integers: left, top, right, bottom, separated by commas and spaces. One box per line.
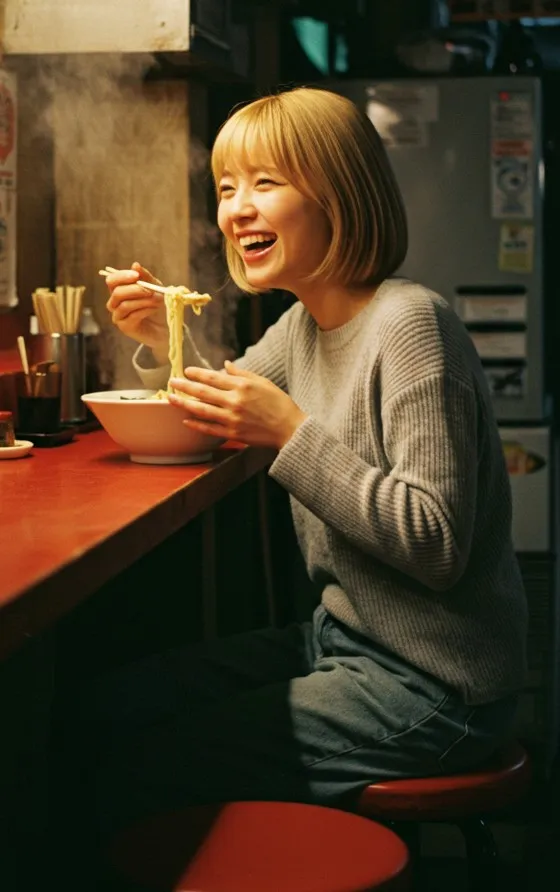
0, 430, 275, 661
0, 348, 21, 374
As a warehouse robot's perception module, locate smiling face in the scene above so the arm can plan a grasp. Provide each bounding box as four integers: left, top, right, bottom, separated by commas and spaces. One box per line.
211, 88, 408, 297
217, 162, 331, 294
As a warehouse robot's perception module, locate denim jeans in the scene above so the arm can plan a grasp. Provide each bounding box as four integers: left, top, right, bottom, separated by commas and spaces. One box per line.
82, 605, 518, 838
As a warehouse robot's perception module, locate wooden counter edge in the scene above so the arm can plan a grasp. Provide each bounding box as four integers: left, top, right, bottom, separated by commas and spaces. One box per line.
0, 444, 275, 663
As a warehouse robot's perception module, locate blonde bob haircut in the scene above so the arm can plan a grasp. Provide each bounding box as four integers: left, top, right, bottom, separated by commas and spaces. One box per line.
211, 86, 408, 294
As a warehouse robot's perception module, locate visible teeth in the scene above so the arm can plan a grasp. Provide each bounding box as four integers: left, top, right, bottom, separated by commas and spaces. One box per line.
239, 234, 275, 247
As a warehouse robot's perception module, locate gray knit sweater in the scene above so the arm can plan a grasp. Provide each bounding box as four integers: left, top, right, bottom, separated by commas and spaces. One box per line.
134, 278, 528, 705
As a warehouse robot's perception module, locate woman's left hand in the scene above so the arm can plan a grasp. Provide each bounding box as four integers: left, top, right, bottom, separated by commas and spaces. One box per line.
167, 361, 307, 449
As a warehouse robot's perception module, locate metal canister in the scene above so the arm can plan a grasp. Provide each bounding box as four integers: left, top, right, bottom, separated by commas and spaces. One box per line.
28, 333, 87, 424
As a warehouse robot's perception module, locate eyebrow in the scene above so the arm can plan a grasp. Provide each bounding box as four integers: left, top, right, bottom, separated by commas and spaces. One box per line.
220, 164, 279, 178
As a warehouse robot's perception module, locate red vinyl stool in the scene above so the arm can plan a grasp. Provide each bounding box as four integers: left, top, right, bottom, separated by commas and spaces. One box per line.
111, 800, 411, 892
357, 740, 532, 892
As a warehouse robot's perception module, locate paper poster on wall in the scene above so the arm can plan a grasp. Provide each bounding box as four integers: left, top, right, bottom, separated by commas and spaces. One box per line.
0, 70, 17, 309
498, 223, 534, 273
366, 84, 438, 147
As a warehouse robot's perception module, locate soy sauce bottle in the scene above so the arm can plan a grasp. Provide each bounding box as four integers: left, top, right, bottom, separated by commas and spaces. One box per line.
80, 307, 102, 393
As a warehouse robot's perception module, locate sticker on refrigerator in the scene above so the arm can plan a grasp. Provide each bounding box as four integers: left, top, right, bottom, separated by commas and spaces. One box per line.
491, 155, 533, 219
459, 294, 527, 323
491, 92, 533, 142
366, 84, 439, 121
366, 84, 437, 147
483, 365, 526, 400
368, 114, 428, 148
501, 441, 545, 475
490, 91, 534, 220
498, 223, 534, 273
470, 330, 527, 359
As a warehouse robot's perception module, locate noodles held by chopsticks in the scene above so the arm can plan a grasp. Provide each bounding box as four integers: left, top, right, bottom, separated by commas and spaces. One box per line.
156, 286, 212, 399
98, 266, 212, 401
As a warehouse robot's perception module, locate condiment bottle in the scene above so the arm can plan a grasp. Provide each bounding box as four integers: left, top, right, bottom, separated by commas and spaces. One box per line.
0, 410, 15, 447
80, 306, 102, 392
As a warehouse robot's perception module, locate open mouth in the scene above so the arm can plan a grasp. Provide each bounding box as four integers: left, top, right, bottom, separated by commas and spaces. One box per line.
238, 233, 278, 261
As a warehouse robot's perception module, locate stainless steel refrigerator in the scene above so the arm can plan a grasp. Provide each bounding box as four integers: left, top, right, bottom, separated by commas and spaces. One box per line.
330, 75, 558, 774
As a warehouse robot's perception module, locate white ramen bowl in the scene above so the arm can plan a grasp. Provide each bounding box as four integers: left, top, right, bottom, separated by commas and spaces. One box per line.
82, 389, 224, 465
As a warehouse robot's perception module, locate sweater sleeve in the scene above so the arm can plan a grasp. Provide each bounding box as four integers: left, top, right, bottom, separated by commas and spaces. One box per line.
132, 324, 212, 391
133, 304, 298, 391
269, 303, 480, 592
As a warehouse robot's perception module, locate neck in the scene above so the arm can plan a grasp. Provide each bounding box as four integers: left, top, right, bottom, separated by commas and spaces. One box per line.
293, 281, 378, 330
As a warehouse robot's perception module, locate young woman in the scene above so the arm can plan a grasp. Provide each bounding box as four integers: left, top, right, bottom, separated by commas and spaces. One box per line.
99, 87, 527, 834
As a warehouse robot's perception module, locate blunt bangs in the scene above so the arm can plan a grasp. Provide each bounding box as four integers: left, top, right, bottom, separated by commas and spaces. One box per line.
211, 97, 310, 196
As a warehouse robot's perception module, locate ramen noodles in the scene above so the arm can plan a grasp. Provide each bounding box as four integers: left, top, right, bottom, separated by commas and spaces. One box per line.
154, 286, 212, 400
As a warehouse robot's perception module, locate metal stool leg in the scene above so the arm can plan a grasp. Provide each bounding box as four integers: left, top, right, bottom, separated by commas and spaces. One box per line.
391, 822, 421, 863
385, 821, 421, 888
457, 817, 498, 892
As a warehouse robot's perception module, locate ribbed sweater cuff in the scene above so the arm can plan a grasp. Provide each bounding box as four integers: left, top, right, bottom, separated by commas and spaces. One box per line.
132, 345, 170, 391
269, 416, 343, 503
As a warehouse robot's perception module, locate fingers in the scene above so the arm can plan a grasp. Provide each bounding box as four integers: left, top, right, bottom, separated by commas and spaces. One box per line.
105, 268, 139, 292
112, 308, 153, 334
131, 262, 162, 286
223, 360, 258, 379
107, 286, 162, 315
169, 375, 233, 408
105, 269, 139, 310
168, 392, 230, 426
182, 367, 237, 391
105, 265, 162, 311
111, 309, 160, 338
108, 291, 159, 318
183, 417, 230, 440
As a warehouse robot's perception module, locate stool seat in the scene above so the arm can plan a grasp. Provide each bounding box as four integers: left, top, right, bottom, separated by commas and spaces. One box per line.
112, 801, 410, 892
358, 740, 532, 822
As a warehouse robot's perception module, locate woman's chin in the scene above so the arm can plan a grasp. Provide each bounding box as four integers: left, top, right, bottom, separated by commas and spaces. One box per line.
246, 271, 281, 292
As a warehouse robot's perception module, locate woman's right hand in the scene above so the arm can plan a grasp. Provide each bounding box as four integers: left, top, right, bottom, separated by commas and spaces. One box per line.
105, 262, 169, 360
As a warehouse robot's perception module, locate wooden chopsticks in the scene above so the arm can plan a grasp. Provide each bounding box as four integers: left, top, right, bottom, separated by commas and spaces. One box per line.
32, 285, 85, 334
98, 266, 168, 295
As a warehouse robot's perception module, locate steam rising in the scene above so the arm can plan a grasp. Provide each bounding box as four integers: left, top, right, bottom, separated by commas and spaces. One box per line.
26, 53, 240, 387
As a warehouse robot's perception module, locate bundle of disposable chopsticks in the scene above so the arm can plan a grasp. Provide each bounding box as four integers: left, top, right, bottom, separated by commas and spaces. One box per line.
32, 285, 86, 334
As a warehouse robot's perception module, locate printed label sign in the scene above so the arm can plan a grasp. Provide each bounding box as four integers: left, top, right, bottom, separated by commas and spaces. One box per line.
366, 84, 438, 147
490, 92, 534, 219
492, 155, 533, 219
498, 223, 534, 273
491, 93, 533, 141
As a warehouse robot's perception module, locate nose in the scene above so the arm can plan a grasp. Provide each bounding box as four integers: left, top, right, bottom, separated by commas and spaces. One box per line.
229, 186, 257, 220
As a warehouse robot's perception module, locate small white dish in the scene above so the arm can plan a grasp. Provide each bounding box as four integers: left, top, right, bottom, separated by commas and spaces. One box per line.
0, 439, 33, 460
